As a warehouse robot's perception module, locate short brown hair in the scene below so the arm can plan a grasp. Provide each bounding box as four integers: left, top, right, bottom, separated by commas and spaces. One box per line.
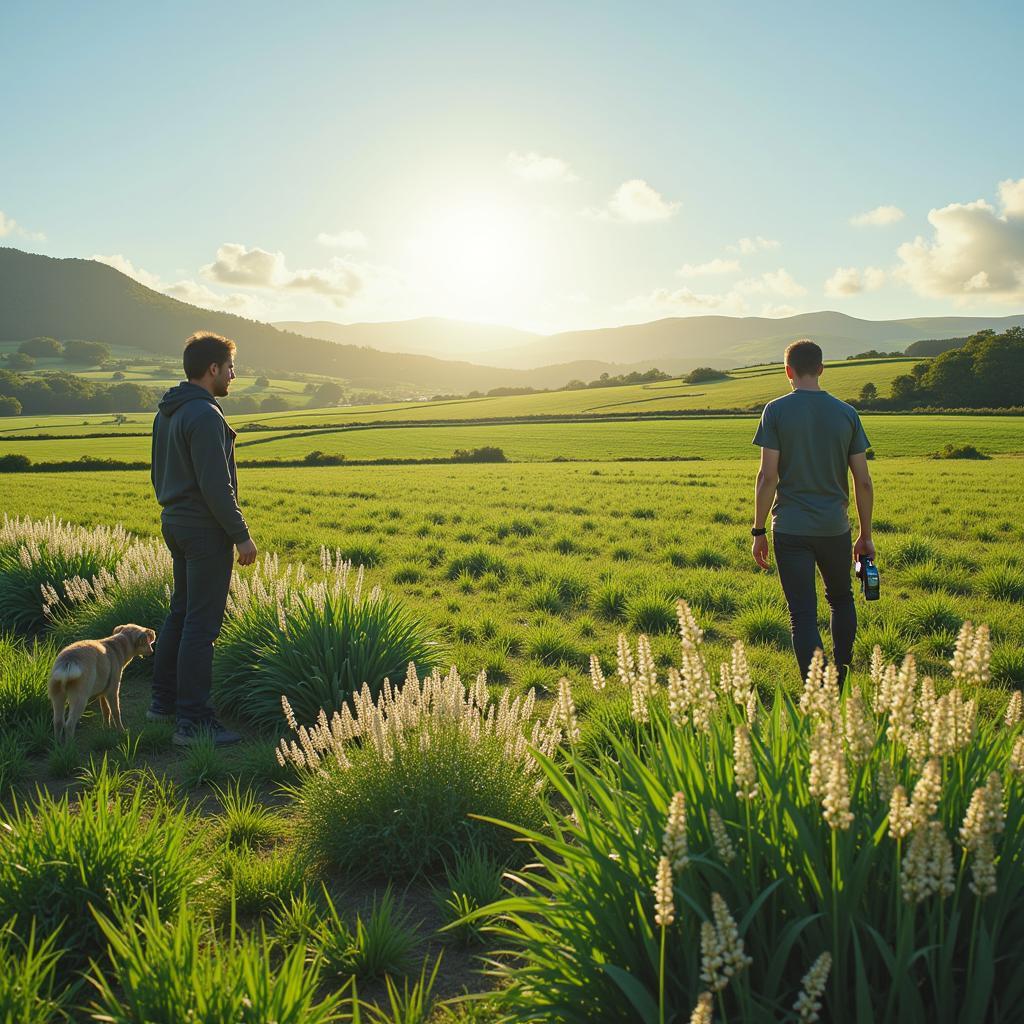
183, 332, 236, 380
784, 338, 823, 377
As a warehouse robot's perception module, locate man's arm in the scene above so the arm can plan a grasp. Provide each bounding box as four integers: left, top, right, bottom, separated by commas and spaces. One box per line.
848, 451, 875, 561
752, 447, 779, 569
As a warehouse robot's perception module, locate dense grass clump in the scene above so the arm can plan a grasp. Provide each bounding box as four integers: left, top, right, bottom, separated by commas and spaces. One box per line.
88, 894, 345, 1024
0, 920, 66, 1023
476, 611, 1024, 1024
0, 633, 53, 737
284, 666, 556, 878
0, 763, 202, 977
45, 539, 171, 647
0, 515, 127, 634
216, 557, 440, 729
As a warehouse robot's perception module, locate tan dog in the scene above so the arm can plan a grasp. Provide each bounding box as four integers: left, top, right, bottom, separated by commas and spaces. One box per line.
48, 624, 157, 742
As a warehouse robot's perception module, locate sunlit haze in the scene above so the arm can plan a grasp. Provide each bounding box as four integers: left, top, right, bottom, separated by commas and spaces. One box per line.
2, 1, 1023, 339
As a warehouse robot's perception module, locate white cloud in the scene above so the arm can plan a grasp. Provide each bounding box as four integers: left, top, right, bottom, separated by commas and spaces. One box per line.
584, 179, 681, 223
507, 150, 578, 183
761, 268, 807, 298
162, 279, 257, 314
317, 229, 368, 249
0, 209, 45, 241
850, 204, 905, 227
200, 242, 393, 308
824, 265, 886, 296
895, 179, 1024, 304
728, 235, 780, 254
621, 268, 806, 317
92, 253, 258, 315
677, 257, 740, 277
92, 253, 164, 289
761, 304, 799, 318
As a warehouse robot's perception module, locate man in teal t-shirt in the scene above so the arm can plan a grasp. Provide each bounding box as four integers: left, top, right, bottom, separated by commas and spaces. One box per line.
750, 339, 875, 685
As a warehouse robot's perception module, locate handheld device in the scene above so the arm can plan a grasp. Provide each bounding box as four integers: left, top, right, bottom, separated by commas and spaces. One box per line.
856, 555, 880, 601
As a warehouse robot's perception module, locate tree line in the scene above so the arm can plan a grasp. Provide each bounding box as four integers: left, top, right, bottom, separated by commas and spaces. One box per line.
855, 328, 1023, 410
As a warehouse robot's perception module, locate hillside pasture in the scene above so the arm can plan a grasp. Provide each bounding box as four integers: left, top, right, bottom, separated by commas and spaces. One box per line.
2, 414, 1022, 464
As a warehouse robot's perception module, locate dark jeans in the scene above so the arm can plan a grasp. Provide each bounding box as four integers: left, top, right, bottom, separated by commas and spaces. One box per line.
773, 530, 856, 686
151, 523, 234, 724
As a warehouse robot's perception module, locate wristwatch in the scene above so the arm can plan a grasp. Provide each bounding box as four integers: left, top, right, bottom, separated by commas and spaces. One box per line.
750, 527, 767, 537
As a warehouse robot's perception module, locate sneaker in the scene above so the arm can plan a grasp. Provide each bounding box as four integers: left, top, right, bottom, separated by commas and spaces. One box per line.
172, 718, 242, 747
145, 706, 176, 723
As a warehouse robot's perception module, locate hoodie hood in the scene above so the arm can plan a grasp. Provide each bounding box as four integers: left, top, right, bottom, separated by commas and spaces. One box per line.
158, 381, 219, 418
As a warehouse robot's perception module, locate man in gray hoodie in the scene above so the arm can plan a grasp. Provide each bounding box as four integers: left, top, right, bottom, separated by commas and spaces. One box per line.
150, 331, 257, 745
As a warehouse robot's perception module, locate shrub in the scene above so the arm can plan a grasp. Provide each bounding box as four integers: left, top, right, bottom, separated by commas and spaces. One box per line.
452, 446, 507, 463
0, 515, 128, 634
685, 366, 730, 383
0, 763, 201, 977
930, 443, 990, 460
475, 611, 1022, 1024
282, 666, 557, 877
0, 453, 30, 471
216, 556, 440, 730
88, 894, 344, 1024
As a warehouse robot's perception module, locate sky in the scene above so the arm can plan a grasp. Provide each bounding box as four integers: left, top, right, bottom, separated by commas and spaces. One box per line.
2, 0, 1023, 342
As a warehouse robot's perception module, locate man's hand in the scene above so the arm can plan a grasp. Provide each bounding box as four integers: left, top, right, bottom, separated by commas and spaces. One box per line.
236, 538, 258, 566
752, 534, 771, 570
853, 534, 875, 563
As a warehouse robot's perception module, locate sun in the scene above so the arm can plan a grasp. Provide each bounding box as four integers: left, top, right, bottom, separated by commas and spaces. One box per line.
407, 196, 539, 323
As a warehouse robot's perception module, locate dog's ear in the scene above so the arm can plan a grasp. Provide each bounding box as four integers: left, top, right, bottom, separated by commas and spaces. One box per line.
113, 625, 127, 634
146, 629, 156, 643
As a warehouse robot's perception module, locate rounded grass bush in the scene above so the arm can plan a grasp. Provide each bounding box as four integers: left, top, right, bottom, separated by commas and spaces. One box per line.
0, 515, 129, 635
525, 623, 585, 668
447, 547, 508, 580
284, 668, 556, 878
978, 565, 1024, 604
0, 633, 54, 736
0, 763, 202, 978
732, 600, 791, 649
901, 594, 963, 639
45, 539, 171, 648
595, 579, 629, 621
626, 590, 677, 634
216, 571, 440, 730
991, 643, 1024, 688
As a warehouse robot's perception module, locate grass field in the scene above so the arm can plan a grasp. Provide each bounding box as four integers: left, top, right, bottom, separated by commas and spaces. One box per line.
2, 414, 1022, 464
3, 458, 1022, 698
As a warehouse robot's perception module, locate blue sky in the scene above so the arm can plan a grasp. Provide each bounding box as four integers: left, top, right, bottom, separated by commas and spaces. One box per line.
2, 1, 1023, 339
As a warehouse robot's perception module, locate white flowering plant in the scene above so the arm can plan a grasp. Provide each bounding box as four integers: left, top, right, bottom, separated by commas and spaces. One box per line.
472, 605, 1024, 1024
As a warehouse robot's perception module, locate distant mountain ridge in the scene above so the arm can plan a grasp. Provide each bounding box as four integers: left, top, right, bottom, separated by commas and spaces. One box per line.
279, 310, 1024, 370
4, 248, 1023, 390
0, 249, 620, 392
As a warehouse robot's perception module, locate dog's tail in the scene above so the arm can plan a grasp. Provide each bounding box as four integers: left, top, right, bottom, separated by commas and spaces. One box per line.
48, 656, 83, 698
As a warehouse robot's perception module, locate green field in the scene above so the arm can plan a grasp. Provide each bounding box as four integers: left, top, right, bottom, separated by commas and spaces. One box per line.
2, 413, 1022, 464
3, 458, 1022, 695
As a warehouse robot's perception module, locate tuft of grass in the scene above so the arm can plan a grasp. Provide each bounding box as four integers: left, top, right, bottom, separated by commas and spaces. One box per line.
215, 780, 286, 848
0, 731, 29, 795
0, 920, 67, 1024
180, 733, 226, 789
978, 565, 1024, 604
447, 548, 508, 580
46, 738, 81, 779
0, 762, 201, 978
270, 888, 323, 948
219, 846, 307, 918
357, 954, 443, 1024
526, 624, 584, 667
732, 600, 791, 649
435, 844, 505, 947
393, 564, 423, 585
902, 594, 962, 639
595, 579, 629, 621
346, 887, 420, 982
0, 634, 53, 737
991, 644, 1024, 688
88, 893, 344, 1024
890, 537, 939, 568
691, 546, 729, 569
626, 590, 676, 634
